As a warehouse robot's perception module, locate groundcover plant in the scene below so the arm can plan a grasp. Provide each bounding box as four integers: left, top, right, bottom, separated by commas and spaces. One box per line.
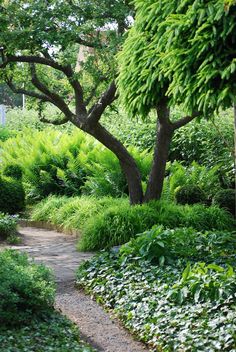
76, 226, 236, 351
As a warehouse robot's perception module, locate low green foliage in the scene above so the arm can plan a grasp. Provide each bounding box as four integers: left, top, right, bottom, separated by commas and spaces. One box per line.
0, 176, 25, 214
80, 200, 235, 250
0, 126, 15, 142
32, 196, 235, 251
31, 195, 127, 231
3, 164, 23, 180
0, 213, 18, 240
169, 262, 236, 305
0, 250, 55, 325
0, 129, 150, 201
175, 184, 206, 205
213, 188, 235, 216
79, 202, 158, 251
31, 195, 71, 222
167, 161, 221, 203
77, 226, 236, 351
0, 312, 95, 352
120, 226, 236, 265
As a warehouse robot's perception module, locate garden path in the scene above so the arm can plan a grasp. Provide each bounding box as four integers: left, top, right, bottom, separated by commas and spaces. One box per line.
14, 226, 148, 352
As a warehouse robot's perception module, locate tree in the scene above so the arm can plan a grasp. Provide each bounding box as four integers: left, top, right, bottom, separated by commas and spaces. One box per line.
118, 0, 236, 202
0, 0, 144, 204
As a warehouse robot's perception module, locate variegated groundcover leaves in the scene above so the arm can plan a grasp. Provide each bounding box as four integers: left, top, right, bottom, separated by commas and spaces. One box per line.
77, 226, 236, 351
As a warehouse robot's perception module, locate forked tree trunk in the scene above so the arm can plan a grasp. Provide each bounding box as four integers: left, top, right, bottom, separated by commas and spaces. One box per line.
144, 102, 173, 202
144, 99, 198, 203
85, 122, 144, 204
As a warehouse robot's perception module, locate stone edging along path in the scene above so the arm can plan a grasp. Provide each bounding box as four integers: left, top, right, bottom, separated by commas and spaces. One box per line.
13, 226, 149, 352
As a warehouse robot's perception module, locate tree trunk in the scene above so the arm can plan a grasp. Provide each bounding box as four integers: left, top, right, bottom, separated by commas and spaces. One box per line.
84, 122, 144, 205
144, 102, 173, 202
144, 121, 173, 202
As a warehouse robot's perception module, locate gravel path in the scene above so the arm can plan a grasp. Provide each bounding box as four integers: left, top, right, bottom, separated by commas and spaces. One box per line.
15, 227, 149, 352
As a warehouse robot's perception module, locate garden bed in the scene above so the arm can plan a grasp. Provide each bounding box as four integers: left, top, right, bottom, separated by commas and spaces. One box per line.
76, 226, 236, 351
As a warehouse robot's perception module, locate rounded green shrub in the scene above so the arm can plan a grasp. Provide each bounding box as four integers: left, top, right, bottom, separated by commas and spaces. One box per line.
3, 164, 23, 180
213, 189, 235, 216
0, 176, 25, 214
175, 184, 206, 205
0, 250, 55, 325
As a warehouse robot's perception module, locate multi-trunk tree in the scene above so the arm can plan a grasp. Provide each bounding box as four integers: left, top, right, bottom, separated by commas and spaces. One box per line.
0, 0, 235, 204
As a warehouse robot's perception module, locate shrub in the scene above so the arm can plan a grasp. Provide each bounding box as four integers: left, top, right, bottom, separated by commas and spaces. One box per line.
181, 204, 235, 231
175, 184, 206, 205
0, 250, 55, 325
32, 196, 235, 251
56, 197, 126, 231
169, 111, 234, 187
0, 176, 25, 214
213, 189, 235, 216
31, 195, 128, 231
0, 213, 18, 240
168, 161, 221, 202
3, 164, 23, 180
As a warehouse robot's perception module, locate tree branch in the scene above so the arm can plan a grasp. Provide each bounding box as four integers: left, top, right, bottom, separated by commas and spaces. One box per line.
87, 81, 117, 125
172, 111, 200, 130
0, 52, 87, 118
6, 78, 51, 102
39, 116, 69, 125
0, 54, 67, 72
30, 63, 74, 119
85, 76, 108, 106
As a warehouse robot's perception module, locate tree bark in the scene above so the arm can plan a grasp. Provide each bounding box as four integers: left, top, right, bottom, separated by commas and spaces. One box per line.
82, 122, 144, 205
144, 103, 173, 202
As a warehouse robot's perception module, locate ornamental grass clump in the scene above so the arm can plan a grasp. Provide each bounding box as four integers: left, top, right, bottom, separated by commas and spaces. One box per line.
78, 203, 159, 251
79, 200, 235, 251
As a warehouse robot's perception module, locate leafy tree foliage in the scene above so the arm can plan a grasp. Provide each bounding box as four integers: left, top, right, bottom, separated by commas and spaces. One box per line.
119, 0, 236, 116
0, 83, 22, 107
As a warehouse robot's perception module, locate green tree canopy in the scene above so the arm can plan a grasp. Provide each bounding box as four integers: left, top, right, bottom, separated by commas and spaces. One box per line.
118, 0, 236, 117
